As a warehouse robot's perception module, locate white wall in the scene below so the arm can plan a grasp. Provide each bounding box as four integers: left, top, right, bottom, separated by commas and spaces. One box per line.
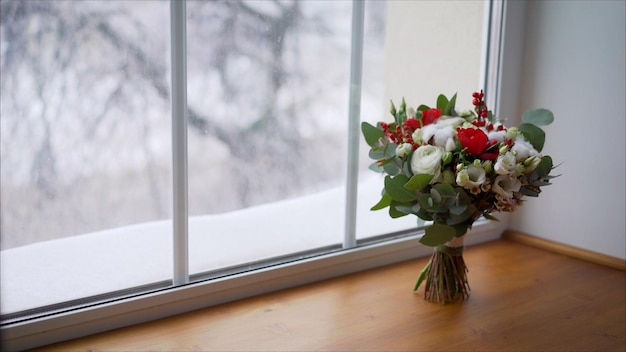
510, 0, 626, 259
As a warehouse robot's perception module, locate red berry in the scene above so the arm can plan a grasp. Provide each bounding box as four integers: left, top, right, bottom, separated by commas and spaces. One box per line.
472, 98, 479, 106
481, 110, 488, 118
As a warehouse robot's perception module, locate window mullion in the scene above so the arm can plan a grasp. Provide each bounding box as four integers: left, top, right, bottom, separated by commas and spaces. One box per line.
343, 0, 365, 249
170, 0, 189, 285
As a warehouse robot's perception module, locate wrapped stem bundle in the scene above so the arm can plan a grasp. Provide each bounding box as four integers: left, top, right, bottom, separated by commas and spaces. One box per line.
414, 236, 469, 304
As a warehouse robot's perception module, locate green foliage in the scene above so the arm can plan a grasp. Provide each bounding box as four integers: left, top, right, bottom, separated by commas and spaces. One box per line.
419, 223, 456, 246
384, 175, 417, 202
361, 93, 558, 249
361, 121, 384, 147
405, 174, 434, 191
523, 108, 554, 126
370, 192, 392, 210
518, 123, 546, 152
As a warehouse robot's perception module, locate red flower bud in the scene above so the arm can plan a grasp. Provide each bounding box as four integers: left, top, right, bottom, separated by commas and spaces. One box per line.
404, 118, 420, 131
421, 108, 442, 126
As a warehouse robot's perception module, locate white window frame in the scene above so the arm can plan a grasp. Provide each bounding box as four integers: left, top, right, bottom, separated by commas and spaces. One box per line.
0, 0, 525, 349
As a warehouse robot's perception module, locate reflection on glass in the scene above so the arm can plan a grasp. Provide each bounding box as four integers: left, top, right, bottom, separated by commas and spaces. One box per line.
0, 0, 171, 315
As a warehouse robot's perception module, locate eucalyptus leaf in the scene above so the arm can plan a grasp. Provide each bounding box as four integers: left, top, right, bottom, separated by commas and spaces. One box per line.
419, 223, 456, 247
430, 188, 442, 203
384, 175, 417, 202
389, 201, 411, 218
382, 159, 401, 176
368, 162, 383, 173
523, 108, 554, 126
518, 123, 546, 152
405, 174, 434, 191
361, 122, 384, 147
368, 147, 384, 160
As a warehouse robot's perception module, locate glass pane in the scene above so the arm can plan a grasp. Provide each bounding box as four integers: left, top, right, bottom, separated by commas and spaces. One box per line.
0, 0, 171, 316
356, 0, 486, 239
186, 1, 386, 274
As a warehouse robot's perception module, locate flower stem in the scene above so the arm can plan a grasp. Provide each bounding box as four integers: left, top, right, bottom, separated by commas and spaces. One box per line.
414, 244, 469, 304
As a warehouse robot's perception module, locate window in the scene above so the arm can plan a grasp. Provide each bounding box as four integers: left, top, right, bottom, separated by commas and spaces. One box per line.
1, 0, 508, 349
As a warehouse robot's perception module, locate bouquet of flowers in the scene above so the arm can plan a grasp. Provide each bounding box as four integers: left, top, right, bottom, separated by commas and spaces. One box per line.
361, 91, 557, 304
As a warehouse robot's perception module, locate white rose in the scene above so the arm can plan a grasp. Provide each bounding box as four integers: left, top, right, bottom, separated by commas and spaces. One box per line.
492, 175, 522, 199
410, 145, 444, 183
511, 135, 539, 162
456, 165, 487, 189
494, 152, 517, 175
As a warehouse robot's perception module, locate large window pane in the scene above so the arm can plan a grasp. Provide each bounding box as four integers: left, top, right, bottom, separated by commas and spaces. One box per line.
0, 0, 171, 315
356, 0, 486, 239
186, 1, 386, 274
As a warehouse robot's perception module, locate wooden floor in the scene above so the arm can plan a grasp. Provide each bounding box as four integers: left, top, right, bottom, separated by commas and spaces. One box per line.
34, 239, 625, 351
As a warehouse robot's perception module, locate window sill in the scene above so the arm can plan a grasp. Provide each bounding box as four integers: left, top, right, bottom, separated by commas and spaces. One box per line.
1, 220, 503, 350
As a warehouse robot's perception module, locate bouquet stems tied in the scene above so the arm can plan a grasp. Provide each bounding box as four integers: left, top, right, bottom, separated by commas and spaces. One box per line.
414, 242, 469, 304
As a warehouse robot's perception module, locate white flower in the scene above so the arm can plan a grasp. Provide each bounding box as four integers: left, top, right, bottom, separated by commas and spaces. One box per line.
487, 130, 508, 143
456, 165, 487, 189
421, 117, 464, 151
511, 135, 539, 162
421, 124, 438, 144
410, 145, 444, 183
395, 143, 413, 158
494, 152, 517, 175
436, 116, 465, 128
492, 175, 522, 199
412, 129, 423, 144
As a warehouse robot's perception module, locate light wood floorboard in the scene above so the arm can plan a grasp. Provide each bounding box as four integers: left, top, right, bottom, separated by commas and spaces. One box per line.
33, 239, 626, 351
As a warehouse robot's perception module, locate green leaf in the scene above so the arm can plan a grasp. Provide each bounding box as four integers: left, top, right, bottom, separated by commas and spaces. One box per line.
368, 162, 384, 173
414, 262, 430, 291
443, 93, 457, 116
518, 123, 546, 152
389, 100, 397, 117
436, 94, 449, 110
361, 122, 384, 147
452, 224, 470, 237
419, 223, 456, 247
382, 159, 401, 176
417, 104, 430, 111
371, 192, 392, 210
404, 174, 434, 191
482, 213, 500, 222
389, 201, 411, 218
536, 155, 553, 176
384, 175, 417, 202
523, 108, 554, 126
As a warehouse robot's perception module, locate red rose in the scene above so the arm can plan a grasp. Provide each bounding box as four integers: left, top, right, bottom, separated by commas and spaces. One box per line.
457, 128, 488, 155
421, 108, 442, 126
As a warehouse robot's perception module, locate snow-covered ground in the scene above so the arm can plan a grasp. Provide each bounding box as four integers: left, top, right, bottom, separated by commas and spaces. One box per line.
0, 175, 418, 315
